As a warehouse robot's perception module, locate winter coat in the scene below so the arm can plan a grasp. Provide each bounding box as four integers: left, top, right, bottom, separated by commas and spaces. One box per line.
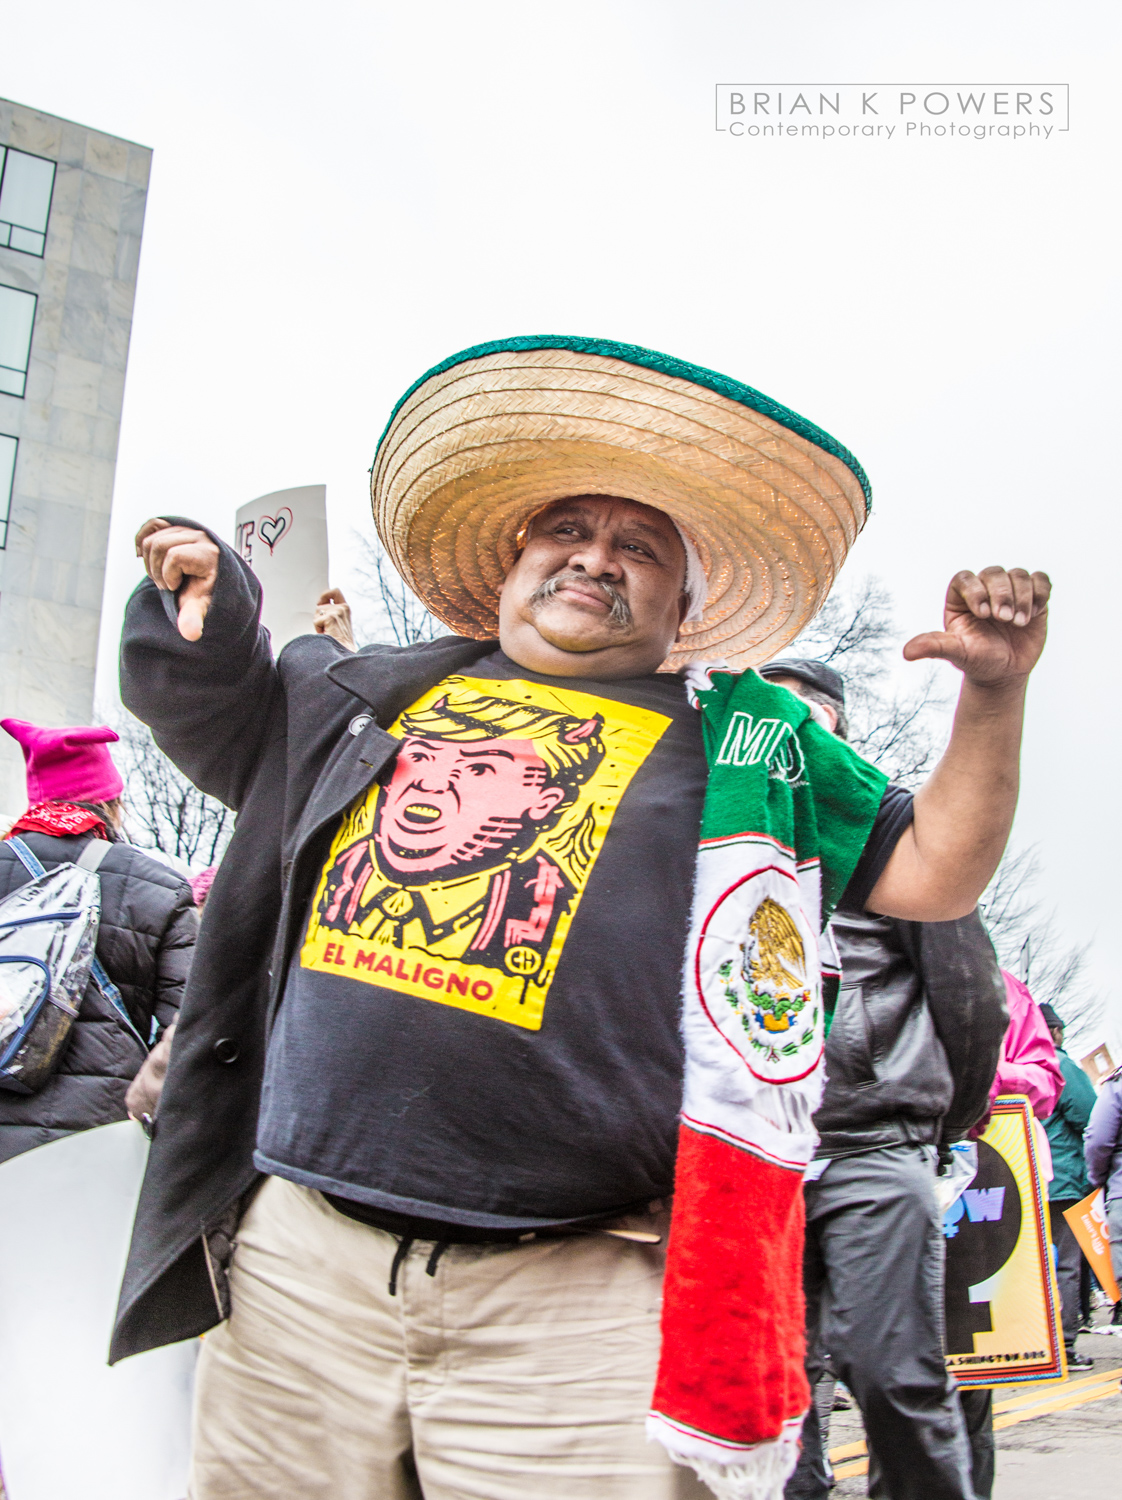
112, 522, 501, 1362
815, 907, 1009, 1158
1041, 1050, 1097, 1201
989, 972, 1064, 1117
1084, 1067, 1122, 1203
0, 831, 197, 1163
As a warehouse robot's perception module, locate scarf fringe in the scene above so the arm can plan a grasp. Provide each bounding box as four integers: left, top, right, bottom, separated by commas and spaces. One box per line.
681, 1448, 800, 1500
647, 1414, 802, 1500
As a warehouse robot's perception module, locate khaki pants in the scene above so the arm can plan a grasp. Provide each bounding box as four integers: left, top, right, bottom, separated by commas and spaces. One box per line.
189, 1176, 708, 1499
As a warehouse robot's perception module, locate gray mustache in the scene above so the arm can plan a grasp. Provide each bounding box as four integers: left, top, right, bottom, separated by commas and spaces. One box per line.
528, 570, 633, 630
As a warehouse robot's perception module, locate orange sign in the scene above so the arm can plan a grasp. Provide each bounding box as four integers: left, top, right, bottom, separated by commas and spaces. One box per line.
1063, 1188, 1120, 1303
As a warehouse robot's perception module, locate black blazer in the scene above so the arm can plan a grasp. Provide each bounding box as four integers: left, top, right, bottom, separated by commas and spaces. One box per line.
112, 520, 495, 1361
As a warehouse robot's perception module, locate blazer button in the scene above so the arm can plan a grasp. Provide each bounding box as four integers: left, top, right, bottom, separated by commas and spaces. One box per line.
214, 1037, 240, 1064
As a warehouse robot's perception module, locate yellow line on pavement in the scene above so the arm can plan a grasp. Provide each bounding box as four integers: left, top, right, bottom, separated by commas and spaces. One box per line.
993, 1382, 1121, 1429
832, 1457, 869, 1479
828, 1438, 868, 1461
826, 1367, 1122, 1472
993, 1365, 1122, 1412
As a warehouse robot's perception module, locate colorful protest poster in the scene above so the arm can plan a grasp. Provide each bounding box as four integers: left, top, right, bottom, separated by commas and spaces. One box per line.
943, 1096, 1065, 1388
235, 484, 330, 650
1063, 1188, 1120, 1302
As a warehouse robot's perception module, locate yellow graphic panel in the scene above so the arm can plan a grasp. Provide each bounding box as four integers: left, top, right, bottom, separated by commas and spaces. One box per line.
944, 1097, 1065, 1388
301, 676, 671, 1029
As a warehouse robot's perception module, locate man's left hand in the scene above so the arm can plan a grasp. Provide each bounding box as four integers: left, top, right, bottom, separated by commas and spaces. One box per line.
903, 567, 1051, 687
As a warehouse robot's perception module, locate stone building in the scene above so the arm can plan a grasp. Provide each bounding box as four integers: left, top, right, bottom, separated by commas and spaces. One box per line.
0, 99, 151, 812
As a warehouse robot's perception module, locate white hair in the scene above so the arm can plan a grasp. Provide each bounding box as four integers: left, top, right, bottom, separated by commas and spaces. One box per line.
674, 523, 708, 623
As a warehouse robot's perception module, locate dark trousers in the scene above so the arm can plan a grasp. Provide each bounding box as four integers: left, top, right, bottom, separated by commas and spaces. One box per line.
958, 1390, 994, 1500
785, 1145, 976, 1500
1048, 1200, 1085, 1349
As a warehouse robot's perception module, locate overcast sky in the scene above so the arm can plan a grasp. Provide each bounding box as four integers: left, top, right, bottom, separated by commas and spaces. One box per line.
5, 0, 1119, 1050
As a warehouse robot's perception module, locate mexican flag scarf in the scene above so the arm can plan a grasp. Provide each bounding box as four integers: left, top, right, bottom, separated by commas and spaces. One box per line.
648, 667, 886, 1499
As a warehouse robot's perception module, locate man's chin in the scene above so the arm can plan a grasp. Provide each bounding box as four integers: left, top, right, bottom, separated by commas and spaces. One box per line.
528, 614, 633, 656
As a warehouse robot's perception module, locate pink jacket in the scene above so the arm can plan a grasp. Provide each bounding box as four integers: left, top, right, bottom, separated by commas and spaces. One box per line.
990, 971, 1063, 1119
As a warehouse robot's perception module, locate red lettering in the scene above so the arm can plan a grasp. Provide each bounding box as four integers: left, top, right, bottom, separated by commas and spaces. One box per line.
395, 959, 409, 980
354, 950, 376, 971
324, 943, 336, 964
470, 980, 493, 1002
504, 857, 564, 947
446, 973, 469, 996
412, 962, 422, 983
423, 967, 444, 989
334, 946, 347, 967
375, 955, 394, 976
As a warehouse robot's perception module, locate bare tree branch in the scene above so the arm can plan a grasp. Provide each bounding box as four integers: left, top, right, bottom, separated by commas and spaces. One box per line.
981, 847, 1106, 1046
106, 712, 234, 868
347, 530, 444, 648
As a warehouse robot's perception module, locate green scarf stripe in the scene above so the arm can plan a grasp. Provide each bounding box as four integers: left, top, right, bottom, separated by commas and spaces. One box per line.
695, 671, 887, 927
372, 334, 872, 509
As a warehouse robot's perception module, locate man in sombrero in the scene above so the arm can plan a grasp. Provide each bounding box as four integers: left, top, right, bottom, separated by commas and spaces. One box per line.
113, 337, 1048, 1500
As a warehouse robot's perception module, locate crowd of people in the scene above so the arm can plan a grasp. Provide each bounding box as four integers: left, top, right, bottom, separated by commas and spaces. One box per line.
1, 336, 1119, 1500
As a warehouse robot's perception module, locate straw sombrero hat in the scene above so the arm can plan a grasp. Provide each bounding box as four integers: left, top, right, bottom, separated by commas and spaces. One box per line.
370, 335, 871, 669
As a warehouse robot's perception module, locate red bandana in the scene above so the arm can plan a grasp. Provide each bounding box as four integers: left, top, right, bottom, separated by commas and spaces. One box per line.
6, 800, 108, 841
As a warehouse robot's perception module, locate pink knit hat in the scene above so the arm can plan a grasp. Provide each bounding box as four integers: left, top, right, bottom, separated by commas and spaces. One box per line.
1, 719, 123, 804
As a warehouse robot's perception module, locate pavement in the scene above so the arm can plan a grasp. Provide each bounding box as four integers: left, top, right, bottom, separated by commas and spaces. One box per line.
824, 1317, 1122, 1498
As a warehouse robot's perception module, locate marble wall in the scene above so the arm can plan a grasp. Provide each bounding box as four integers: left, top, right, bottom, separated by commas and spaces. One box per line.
0, 99, 150, 813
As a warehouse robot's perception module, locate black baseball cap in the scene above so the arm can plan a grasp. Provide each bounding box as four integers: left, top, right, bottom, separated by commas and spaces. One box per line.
759, 657, 846, 707
1038, 1004, 1064, 1030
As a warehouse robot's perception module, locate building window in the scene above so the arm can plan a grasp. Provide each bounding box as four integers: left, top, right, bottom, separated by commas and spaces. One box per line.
0, 148, 56, 258
0, 433, 15, 548
0, 284, 36, 398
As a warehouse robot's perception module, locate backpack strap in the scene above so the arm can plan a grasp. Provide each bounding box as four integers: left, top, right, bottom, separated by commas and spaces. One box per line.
6, 835, 148, 1053
76, 838, 113, 872
7, 836, 45, 880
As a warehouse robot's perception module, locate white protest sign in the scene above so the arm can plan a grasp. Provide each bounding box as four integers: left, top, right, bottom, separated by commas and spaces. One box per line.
0, 1122, 196, 1500
235, 484, 329, 650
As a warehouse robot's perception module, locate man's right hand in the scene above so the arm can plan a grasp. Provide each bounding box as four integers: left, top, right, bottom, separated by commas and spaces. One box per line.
125, 1022, 176, 1124
136, 519, 220, 641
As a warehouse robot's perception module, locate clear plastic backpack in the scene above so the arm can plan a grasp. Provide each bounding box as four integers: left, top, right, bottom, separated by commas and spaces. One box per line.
0, 837, 147, 1095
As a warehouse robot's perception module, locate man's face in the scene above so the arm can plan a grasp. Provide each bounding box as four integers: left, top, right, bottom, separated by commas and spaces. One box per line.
766, 675, 840, 736
1050, 1025, 1064, 1051
374, 734, 566, 878
498, 496, 689, 680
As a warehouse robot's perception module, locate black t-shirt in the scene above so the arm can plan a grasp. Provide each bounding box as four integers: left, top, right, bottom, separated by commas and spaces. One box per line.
836, 783, 914, 914
255, 653, 910, 1227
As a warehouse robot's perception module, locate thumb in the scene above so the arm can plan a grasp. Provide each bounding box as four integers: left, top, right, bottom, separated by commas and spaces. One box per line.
177, 577, 210, 642
903, 630, 964, 666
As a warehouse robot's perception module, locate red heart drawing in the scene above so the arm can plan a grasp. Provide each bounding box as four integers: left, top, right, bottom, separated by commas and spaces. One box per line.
258, 508, 293, 553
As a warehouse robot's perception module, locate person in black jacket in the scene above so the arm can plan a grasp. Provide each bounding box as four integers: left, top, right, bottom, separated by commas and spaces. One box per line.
0, 719, 198, 1162
112, 482, 1046, 1500
759, 662, 1010, 1500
